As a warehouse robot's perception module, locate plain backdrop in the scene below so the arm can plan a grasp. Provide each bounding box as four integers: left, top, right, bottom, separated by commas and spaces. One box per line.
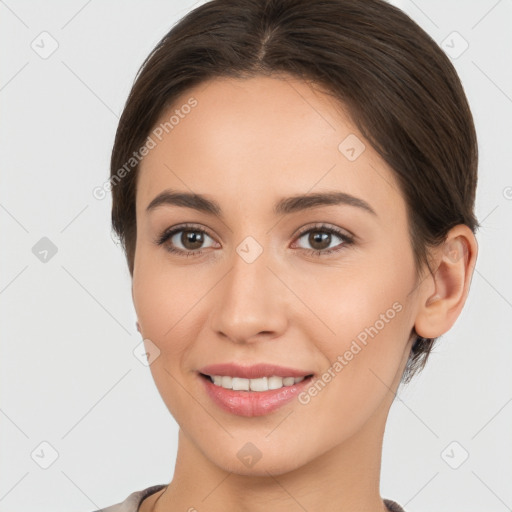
1, 1, 511, 511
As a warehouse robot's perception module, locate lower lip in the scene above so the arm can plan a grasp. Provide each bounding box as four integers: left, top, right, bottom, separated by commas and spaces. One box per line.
199, 373, 314, 417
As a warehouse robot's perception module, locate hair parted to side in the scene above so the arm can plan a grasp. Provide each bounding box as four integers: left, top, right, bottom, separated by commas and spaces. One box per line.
110, 0, 479, 384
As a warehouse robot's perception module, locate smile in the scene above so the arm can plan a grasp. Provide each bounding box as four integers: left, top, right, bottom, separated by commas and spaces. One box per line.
202, 374, 311, 392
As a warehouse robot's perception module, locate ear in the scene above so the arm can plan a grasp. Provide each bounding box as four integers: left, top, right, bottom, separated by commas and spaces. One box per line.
414, 225, 478, 339
136, 321, 141, 334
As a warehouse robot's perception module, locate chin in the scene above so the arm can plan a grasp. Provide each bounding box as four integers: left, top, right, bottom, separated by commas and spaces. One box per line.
199, 438, 314, 478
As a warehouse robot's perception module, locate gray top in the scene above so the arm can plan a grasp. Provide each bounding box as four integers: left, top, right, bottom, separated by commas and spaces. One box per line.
91, 484, 406, 512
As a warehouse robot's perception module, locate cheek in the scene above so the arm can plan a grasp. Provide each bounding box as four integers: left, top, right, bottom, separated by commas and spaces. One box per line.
305, 257, 412, 374
132, 262, 202, 417
132, 255, 199, 352
295, 269, 412, 440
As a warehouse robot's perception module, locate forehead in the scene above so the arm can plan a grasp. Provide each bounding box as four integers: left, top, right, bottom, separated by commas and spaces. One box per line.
136, 74, 405, 225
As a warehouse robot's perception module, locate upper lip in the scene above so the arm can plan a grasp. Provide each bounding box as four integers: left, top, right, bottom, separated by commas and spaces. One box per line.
198, 363, 314, 379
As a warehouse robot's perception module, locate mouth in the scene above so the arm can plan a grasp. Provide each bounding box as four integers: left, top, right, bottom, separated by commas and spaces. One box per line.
198, 362, 315, 380
199, 372, 315, 392
197, 364, 316, 417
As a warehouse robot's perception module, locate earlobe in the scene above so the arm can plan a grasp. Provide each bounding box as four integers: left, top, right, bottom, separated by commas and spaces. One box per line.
414, 226, 478, 339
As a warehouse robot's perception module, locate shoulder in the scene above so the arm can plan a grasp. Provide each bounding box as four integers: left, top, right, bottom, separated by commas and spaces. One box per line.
384, 498, 407, 512
89, 484, 167, 512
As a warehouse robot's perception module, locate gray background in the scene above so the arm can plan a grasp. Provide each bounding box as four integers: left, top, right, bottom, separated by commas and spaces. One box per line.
1, 1, 511, 511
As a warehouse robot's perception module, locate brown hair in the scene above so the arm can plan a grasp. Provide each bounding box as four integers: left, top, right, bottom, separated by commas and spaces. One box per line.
110, 0, 479, 384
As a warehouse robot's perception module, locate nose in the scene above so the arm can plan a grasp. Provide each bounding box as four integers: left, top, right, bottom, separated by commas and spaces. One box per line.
209, 242, 289, 345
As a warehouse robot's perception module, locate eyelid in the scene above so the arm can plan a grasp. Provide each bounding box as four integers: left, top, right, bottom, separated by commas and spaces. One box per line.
292, 222, 354, 240
154, 222, 218, 246
290, 222, 354, 253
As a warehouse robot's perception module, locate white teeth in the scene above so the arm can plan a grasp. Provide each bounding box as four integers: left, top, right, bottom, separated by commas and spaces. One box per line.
209, 374, 307, 392
268, 376, 284, 390
249, 377, 268, 392
220, 376, 231, 388
232, 377, 250, 391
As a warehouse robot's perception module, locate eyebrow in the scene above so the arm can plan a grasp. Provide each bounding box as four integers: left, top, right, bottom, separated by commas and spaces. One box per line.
146, 189, 377, 217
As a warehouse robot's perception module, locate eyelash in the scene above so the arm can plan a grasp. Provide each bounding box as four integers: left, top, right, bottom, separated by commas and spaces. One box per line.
154, 222, 355, 258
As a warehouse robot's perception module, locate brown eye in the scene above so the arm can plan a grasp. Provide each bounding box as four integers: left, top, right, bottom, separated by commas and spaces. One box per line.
156, 224, 218, 256
294, 224, 354, 256
180, 230, 205, 250
307, 231, 332, 251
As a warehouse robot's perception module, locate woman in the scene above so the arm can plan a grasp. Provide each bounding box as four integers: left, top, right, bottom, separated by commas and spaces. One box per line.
95, 0, 479, 510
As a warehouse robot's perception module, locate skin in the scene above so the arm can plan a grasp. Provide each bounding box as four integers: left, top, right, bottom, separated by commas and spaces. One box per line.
132, 74, 478, 512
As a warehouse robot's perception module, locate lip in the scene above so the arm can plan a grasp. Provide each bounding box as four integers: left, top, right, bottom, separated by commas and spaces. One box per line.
198, 362, 314, 379
199, 372, 314, 417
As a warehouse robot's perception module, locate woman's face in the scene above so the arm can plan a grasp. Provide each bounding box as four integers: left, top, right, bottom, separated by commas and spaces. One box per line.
132, 74, 422, 475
